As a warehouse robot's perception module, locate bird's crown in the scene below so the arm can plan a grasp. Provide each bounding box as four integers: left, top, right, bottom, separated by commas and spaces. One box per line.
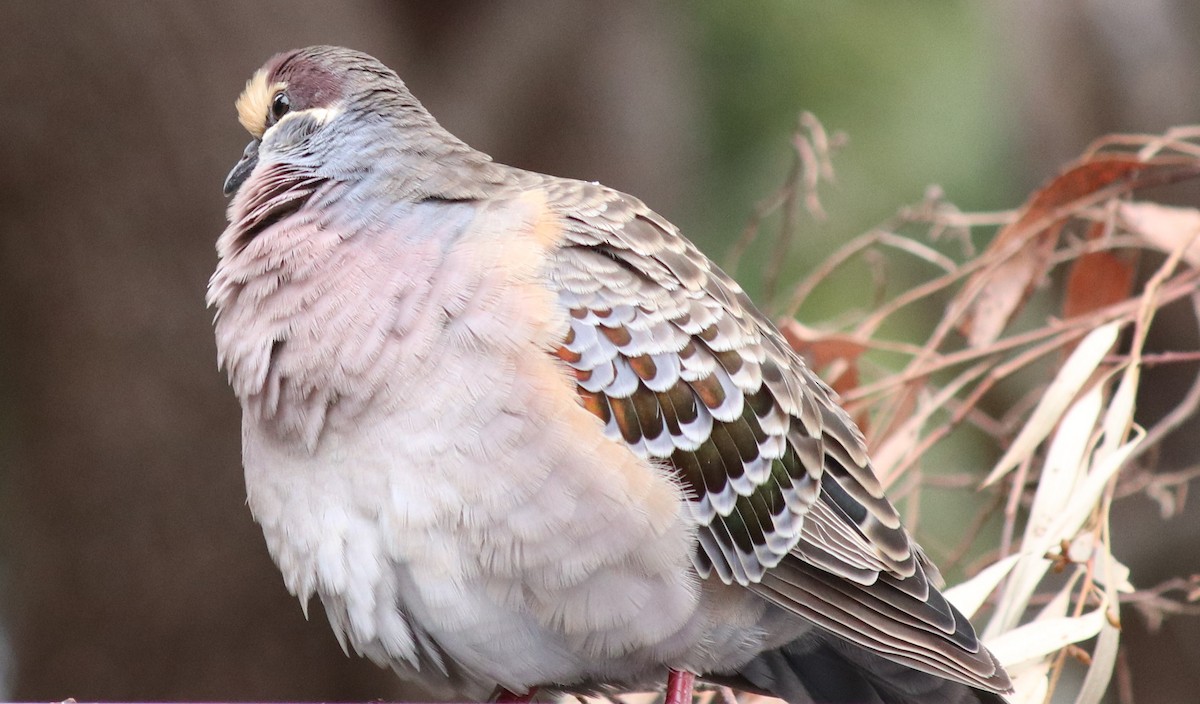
234, 46, 408, 140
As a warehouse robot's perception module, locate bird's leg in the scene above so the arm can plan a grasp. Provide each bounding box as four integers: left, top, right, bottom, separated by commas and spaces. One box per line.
495, 686, 539, 703
664, 669, 696, 704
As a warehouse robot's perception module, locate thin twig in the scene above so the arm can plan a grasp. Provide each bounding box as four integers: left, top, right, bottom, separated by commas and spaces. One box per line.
1127, 292, 1200, 465
781, 229, 958, 317
942, 490, 1006, 572
1115, 464, 1200, 499
762, 136, 805, 303
845, 268, 1200, 403
999, 455, 1032, 562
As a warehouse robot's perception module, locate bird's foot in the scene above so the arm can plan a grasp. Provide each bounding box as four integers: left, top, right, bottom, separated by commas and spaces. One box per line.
664, 669, 695, 704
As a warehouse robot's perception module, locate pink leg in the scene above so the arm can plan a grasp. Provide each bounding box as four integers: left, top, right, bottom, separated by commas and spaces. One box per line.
664, 669, 696, 704
495, 686, 538, 703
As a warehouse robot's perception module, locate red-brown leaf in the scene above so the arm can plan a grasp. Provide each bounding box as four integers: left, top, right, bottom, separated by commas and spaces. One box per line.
959, 153, 1200, 347
1063, 222, 1137, 320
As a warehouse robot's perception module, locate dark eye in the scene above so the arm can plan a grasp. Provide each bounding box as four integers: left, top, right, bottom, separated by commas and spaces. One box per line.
270, 92, 290, 122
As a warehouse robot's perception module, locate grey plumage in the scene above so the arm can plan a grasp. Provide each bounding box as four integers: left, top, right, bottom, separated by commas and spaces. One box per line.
210, 46, 1011, 703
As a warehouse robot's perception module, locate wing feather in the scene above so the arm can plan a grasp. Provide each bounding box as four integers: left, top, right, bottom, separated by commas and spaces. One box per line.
534, 178, 1010, 694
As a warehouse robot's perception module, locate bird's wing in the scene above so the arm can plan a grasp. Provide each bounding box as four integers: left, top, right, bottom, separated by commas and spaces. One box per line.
537, 178, 1010, 694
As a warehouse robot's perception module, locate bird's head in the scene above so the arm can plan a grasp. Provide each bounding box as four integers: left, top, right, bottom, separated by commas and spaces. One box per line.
222, 46, 437, 197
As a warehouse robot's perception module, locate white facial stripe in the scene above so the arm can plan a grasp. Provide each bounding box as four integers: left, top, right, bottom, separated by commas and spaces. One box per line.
261, 104, 344, 141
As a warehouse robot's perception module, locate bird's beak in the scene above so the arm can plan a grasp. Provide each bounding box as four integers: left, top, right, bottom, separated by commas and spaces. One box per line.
223, 139, 260, 196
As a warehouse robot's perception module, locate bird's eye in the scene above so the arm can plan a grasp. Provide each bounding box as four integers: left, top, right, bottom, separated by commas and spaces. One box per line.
270, 92, 291, 122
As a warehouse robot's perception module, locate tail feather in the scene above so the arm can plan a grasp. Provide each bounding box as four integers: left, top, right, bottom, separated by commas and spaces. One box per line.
709, 633, 1008, 704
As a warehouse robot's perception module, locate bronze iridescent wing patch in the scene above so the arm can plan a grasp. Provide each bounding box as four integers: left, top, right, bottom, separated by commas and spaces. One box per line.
540, 179, 1010, 692
541, 179, 914, 585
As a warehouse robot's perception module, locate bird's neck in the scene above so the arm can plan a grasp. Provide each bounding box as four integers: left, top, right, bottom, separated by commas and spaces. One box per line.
387, 128, 511, 201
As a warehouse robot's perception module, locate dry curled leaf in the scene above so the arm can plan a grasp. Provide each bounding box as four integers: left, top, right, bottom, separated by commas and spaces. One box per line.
1063, 222, 1137, 321
1118, 201, 1200, 266
959, 153, 1200, 346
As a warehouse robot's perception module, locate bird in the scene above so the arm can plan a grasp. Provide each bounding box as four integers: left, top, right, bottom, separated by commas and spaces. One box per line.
209, 46, 1012, 704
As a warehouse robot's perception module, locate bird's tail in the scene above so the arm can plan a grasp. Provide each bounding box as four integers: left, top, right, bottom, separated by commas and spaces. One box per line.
710, 633, 1008, 704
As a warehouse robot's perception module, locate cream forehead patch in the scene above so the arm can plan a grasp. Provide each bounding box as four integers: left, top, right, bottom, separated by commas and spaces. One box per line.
235, 69, 286, 139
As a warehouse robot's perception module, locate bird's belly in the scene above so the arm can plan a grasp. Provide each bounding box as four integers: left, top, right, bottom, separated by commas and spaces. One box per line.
241, 355, 715, 694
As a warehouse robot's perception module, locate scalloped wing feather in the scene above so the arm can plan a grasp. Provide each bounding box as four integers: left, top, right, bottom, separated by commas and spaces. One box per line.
540, 178, 911, 584
536, 177, 1011, 694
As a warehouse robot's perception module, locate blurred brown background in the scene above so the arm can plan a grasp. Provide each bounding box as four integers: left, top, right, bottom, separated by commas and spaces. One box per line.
0, 1, 1197, 702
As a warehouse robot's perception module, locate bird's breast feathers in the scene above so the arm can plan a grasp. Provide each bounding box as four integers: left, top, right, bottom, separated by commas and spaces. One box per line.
220, 184, 748, 692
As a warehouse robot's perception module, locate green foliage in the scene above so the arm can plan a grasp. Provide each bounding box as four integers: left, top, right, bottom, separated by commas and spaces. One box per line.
686, 1, 1021, 302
